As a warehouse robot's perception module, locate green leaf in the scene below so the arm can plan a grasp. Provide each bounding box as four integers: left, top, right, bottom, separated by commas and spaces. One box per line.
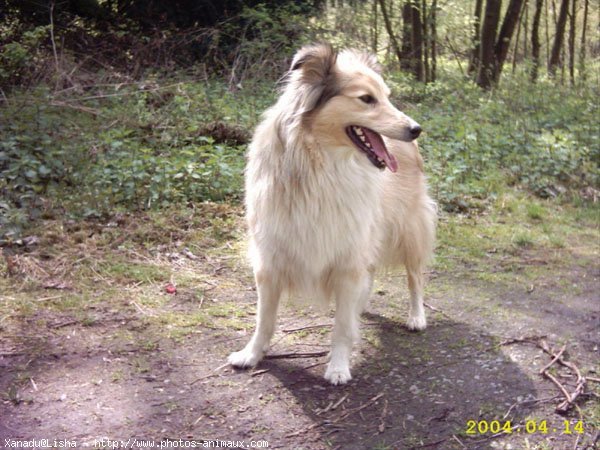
38, 165, 51, 176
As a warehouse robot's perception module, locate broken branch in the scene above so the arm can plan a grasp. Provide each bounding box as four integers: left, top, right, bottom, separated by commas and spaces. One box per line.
265, 351, 328, 360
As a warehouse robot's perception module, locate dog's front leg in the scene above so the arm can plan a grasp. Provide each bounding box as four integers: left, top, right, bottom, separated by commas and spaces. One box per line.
325, 270, 369, 385
228, 272, 281, 368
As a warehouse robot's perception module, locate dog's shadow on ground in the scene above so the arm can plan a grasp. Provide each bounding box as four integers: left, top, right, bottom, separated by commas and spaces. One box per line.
262, 312, 537, 449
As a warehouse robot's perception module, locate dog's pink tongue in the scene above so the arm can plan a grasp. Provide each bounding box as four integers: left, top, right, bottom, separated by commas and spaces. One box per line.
362, 128, 398, 173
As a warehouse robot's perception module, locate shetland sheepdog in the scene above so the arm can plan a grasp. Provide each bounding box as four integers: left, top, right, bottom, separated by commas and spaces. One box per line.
228, 43, 436, 385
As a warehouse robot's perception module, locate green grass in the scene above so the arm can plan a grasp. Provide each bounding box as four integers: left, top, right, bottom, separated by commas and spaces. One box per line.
433, 191, 599, 286
526, 203, 546, 221
1, 68, 598, 243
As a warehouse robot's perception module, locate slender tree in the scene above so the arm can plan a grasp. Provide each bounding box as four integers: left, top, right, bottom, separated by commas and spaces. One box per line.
371, 0, 378, 54
579, 0, 589, 81
378, 0, 403, 67
493, 0, 526, 82
531, 0, 544, 81
410, 0, 425, 81
401, 1, 413, 71
523, 0, 529, 58
422, 0, 429, 81
477, 0, 502, 88
568, 0, 577, 85
468, 0, 485, 75
512, 4, 522, 74
545, 0, 551, 63
430, 0, 437, 81
548, 0, 569, 76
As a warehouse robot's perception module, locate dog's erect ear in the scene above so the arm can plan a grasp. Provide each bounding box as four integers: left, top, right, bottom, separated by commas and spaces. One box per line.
289, 43, 338, 113
291, 43, 337, 81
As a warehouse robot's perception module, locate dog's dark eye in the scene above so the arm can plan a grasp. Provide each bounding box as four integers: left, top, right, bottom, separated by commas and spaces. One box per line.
359, 94, 376, 104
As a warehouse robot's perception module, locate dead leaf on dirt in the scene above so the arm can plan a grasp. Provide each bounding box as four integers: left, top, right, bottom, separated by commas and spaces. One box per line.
21, 236, 40, 247
43, 279, 72, 290
4, 254, 20, 276
182, 247, 198, 260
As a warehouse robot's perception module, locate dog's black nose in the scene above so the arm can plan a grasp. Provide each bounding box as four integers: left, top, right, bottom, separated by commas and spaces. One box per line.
410, 125, 422, 139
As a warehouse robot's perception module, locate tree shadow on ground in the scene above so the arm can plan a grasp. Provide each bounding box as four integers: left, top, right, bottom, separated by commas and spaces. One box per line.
263, 312, 538, 449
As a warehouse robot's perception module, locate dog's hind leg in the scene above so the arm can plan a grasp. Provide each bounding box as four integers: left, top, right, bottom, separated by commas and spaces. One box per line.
325, 269, 369, 385
228, 272, 281, 368
403, 204, 435, 331
406, 266, 427, 331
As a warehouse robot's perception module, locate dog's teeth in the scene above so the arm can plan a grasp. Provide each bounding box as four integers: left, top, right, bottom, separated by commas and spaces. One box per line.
355, 128, 363, 135
365, 142, 371, 148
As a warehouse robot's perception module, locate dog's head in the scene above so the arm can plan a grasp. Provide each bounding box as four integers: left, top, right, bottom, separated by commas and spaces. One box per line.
284, 43, 421, 172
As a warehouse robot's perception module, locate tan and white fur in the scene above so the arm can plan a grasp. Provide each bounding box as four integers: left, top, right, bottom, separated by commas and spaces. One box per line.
228, 44, 436, 385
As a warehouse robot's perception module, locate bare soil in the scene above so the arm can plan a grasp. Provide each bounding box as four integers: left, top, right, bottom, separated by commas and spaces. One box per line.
1, 204, 598, 449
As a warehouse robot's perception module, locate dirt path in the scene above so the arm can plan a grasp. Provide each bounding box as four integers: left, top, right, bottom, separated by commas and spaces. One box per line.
1, 201, 598, 449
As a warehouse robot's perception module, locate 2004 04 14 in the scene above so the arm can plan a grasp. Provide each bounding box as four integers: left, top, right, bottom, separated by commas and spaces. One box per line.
465, 419, 585, 435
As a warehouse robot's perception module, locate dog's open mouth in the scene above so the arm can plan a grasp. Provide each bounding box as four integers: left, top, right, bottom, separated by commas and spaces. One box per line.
345, 126, 398, 173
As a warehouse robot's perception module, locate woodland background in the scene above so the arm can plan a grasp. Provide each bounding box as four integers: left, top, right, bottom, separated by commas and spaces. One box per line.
0, 0, 598, 241
0, 2, 599, 448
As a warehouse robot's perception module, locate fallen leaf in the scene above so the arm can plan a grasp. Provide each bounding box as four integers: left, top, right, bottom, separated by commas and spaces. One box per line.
43, 279, 72, 290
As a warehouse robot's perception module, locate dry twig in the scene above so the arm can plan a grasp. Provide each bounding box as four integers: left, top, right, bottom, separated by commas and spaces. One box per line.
502, 336, 589, 415
539, 344, 567, 374
498, 334, 547, 346
423, 302, 453, 320
265, 351, 328, 360
282, 324, 331, 333
331, 392, 384, 423
537, 339, 587, 414
501, 395, 560, 420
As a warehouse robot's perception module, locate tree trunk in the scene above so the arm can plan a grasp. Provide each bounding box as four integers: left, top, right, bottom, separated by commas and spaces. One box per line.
545, 0, 551, 64
512, 2, 524, 74
523, 0, 529, 58
431, 0, 437, 81
579, 0, 589, 81
493, 0, 526, 82
422, 0, 429, 82
568, 0, 576, 85
477, 0, 502, 89
560, 27, 566, 83
378, 0, 404, 66
530, 0, 544, 81
548, 0, 569, 76
411, 0, 425, 81
401, 2, 413, 70
468, 0, 485, 75
371, 0, 379, 53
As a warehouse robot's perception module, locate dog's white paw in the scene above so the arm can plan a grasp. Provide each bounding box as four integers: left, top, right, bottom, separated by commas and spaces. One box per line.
228, 348, 262, 368
406, 313, 427, 331
324, 364, 352, 385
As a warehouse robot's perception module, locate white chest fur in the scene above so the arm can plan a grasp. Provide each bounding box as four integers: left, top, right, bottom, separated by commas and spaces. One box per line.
246, 148, 384, 292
